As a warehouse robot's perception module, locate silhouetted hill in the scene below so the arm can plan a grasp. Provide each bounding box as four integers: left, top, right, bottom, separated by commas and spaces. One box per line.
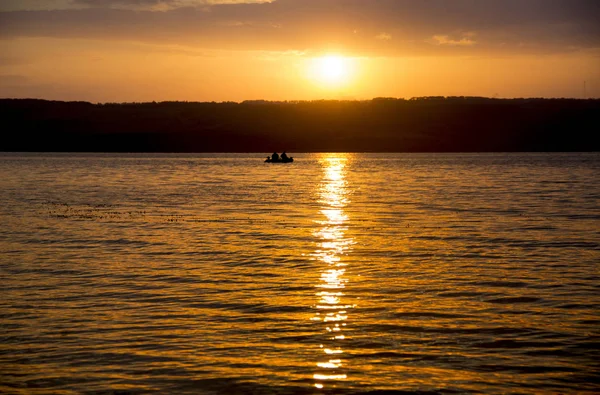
1, 97, 598, 152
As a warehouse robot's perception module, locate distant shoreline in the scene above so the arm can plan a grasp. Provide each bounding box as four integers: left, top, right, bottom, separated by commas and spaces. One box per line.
2, 152, 599, 155
2, 97, 599, 153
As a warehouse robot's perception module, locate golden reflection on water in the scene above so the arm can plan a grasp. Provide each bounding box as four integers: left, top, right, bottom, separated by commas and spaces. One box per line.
311, 154, 354, 389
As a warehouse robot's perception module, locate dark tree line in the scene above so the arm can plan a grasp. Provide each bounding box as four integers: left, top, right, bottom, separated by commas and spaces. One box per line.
1, 97, 598, 152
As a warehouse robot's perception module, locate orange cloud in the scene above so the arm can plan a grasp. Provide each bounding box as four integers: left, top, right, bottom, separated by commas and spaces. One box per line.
431, 34, 476, 46
375, 33, 392, 41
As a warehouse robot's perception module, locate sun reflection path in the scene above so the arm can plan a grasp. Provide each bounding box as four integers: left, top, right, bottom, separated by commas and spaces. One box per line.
311, 154, 355, 390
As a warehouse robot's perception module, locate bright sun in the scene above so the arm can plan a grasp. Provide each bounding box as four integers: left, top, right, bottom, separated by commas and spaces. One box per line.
308, 55, 353, 86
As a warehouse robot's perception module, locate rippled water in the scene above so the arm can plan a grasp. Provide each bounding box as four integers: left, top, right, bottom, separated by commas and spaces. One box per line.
1, 152, 599, 394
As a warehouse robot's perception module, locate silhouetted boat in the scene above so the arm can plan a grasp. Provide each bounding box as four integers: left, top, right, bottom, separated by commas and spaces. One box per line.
265, 157, 294, 163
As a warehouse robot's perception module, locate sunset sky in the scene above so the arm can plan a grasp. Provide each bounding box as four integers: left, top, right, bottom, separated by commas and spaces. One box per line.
1, 0, 599, 102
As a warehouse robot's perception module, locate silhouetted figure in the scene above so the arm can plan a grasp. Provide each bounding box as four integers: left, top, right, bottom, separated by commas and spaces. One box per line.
265, 152, 293, 163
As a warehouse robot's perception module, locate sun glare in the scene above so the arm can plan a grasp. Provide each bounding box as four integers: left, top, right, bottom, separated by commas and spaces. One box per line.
308, 55, 353, 87
319, 56, 346, 81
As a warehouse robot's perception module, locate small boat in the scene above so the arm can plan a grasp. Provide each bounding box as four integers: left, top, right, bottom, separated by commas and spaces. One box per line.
265, 157, 294, 163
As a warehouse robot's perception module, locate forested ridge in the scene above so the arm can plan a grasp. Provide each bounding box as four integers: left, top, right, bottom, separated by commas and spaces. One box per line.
1, 97, 598, 152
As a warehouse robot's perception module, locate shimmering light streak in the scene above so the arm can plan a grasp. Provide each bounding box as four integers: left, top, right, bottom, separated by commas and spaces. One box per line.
317, 360, 342, 368
314, 374, 348, 380
324, 314, 347, 322
311, 154, 354, 389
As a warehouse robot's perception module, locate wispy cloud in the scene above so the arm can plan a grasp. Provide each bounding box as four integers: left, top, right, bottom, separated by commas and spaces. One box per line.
375, 33, 392, 41
74, 0, 273, 11
0, 0, 598, 55
0, 0, 272, 11
432, 33, 476, 46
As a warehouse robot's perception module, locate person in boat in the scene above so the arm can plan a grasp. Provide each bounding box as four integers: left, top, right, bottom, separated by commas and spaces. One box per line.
271, 152, 280, 162
281, 152, 289, 161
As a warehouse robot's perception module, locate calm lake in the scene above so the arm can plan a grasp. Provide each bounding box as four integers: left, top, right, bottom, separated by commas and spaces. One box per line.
1, 152, 599, 394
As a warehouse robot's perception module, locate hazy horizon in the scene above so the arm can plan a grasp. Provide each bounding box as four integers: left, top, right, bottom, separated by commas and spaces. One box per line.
3, 95, 599, 105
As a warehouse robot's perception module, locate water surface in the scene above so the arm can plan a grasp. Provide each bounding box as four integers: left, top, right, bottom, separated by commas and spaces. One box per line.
1, 153, 599, 394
